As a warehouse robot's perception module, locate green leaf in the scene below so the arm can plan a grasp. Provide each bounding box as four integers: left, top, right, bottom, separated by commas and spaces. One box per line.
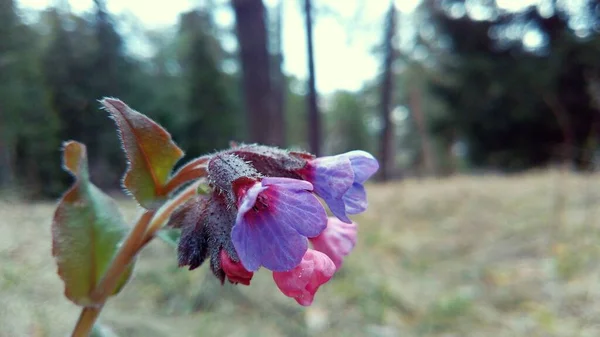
102, 98, 184, 209
52, 141, 134, 307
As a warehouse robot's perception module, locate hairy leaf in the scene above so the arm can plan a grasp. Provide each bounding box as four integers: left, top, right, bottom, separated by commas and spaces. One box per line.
102, 98, 184, 209
52, 141, 134, 307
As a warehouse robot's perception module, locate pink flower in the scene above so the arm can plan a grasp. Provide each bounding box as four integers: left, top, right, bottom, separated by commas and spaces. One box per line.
220, 250, 254, 286
272, 249, 336, 306
310, 217, 358, 269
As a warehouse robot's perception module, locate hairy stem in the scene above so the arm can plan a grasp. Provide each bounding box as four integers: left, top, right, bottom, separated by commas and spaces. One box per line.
90, 211, 155, 302
68, 211, 154, 336
69, 181, 202, 336
71, 306, 103, 337
142, 180, 203, 247
163, 166, 207, 195
164, 156, 210, 194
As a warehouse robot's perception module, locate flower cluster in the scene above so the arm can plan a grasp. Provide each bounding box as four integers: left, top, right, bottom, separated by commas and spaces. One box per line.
168, 144, 378, 306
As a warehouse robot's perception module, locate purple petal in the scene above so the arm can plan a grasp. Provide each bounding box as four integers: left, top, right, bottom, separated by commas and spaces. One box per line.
268, 186, 327, 238
231, 210, 308, 272
343, 183, 367, 214
262, 177, 313, 191
306, 155, 354, 220
309, 156, 354, 198
343, 150, 379, 184
237, 182, 268, 218
327, 197, 352, 224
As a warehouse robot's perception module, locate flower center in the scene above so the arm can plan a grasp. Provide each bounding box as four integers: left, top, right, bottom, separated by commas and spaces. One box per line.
252, 194, 269, 212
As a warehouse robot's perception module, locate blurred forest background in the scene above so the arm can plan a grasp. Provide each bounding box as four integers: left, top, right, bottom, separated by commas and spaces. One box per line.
1, 0, 600, 197
6, 1, 600, 336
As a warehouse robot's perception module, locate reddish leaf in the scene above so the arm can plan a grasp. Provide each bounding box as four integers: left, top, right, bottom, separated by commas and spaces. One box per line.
102, 98, 184, 209
52, 141, 134, 307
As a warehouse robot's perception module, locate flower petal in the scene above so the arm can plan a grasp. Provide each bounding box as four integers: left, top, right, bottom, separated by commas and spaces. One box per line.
232, 208, 308, 272
344, 150, 379, 184
220, 250, 254, 285
343, 183, 367, 214
267, 185, 327, 238
301, 155, 354, 222
262, 177, 313, 191
327, 197, 352, 224
272, 249, 336, 306
237, 182, 268, 217
310, 217, 357, 268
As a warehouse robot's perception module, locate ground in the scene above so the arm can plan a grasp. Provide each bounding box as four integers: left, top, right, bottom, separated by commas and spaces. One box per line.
2, 170, 600, 337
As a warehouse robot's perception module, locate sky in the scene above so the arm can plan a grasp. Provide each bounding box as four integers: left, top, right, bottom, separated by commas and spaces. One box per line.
17, 0, 538, 94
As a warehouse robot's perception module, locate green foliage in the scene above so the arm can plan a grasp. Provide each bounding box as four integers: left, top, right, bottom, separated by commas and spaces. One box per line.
102, 98, 184, 209
41, 6, 129, 192
0, 2, 244, 197
177, 9, 241, 157
51, 141, 134, 306
0, 0, 61, 195
423, 1, 600, 170
326, 90, 373, 154
285, 76, 308, 149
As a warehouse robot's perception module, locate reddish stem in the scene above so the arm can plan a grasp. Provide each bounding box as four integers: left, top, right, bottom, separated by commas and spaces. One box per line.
71, 306, 102, 337
90, 211, 155, 302
164, 166, 207, 195
141, 180, 203, 247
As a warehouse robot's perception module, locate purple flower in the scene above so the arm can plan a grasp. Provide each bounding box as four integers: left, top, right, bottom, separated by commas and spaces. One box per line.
231, 177, 328, 272
296, 150, 379, 223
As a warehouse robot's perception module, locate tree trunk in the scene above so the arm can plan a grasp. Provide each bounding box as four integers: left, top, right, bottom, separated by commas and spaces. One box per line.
304, 0, 321, 156
271, 0, 286, 146
409, 87, 436, 176
542, 93, 574, 168
378, 2, 396, 181
232, 0, 279, 146
0, 107, 15, 188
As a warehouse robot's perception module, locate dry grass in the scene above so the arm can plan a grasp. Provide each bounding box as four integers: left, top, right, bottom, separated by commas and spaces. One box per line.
2, 170, 600, 336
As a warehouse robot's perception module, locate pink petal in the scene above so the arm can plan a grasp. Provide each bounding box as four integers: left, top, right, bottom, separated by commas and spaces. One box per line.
220, 250, 254, 286
272, 249, 336, 306
310, 217, 357, 269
